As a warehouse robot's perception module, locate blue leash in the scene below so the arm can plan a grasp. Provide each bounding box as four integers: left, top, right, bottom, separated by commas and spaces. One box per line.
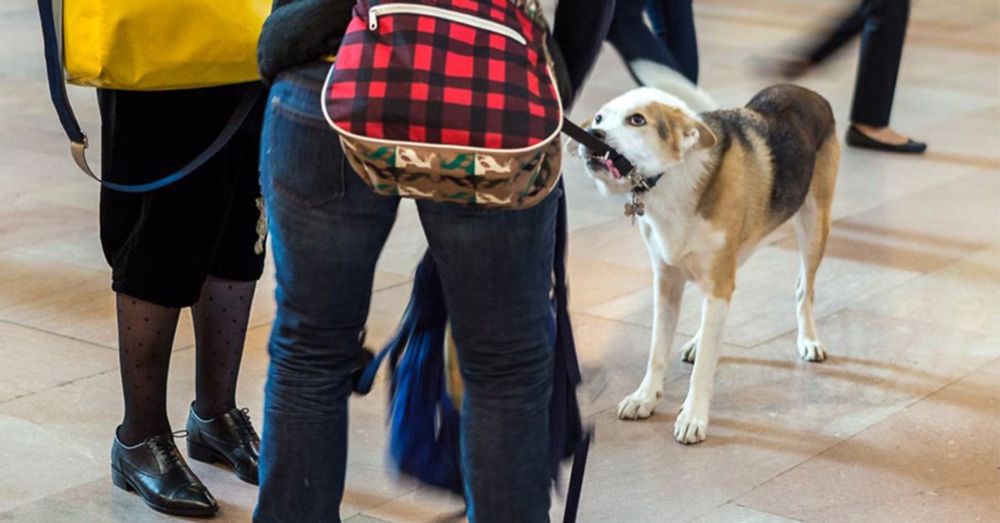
36, 0, 260, 193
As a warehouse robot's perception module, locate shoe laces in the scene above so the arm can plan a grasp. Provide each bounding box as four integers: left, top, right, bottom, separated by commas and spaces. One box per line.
232, 408, 259, 445
148, 430, 187, 467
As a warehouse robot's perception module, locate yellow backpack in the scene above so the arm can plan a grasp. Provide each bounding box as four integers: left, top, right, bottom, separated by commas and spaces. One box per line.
38, 0, 270, 191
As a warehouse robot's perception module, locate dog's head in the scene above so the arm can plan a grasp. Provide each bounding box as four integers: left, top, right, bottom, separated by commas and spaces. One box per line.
571, 87, 717, 195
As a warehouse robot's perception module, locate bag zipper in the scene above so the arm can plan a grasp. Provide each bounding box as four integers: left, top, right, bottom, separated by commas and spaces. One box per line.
368, 3, 527, 46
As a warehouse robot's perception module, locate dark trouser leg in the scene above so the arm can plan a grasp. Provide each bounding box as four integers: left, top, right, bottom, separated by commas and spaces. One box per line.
417, 189, 560, 523
647, 0, 699, 83
608, 0, 685, 83
850, 0, 911, 127
253, 63, 400, 523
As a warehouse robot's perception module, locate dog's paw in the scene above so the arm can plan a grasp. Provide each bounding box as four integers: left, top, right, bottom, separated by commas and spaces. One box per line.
616, 387, 661, 420
798, 338, 827, 362
679, 338, 698, 364
673, 404, 709, 444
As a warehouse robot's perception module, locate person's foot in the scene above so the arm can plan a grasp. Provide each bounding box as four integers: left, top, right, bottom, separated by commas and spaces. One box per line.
111, 429, 218, 517
846, 124, 927, 154
751, 55, 811, 80
187, 405, 260, 485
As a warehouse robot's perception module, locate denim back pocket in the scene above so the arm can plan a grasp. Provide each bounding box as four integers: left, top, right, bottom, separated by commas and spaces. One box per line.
262, 74, 346, 207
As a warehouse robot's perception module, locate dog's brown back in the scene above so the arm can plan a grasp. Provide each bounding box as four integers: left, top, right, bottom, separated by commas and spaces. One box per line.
701, 85, 836, 226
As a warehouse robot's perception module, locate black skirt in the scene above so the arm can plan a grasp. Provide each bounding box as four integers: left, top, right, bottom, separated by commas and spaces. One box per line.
97, 84, 266, 307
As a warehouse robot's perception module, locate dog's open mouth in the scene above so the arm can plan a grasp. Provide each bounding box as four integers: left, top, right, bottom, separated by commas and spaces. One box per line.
586, 153, 622, 179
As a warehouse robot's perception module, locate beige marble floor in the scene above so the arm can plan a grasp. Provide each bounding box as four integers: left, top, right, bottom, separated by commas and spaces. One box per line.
1, 0, 998, 521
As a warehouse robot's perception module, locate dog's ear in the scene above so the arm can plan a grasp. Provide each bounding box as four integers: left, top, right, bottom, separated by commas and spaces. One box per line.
564, 116, 593, 158
682, 117, 717, 150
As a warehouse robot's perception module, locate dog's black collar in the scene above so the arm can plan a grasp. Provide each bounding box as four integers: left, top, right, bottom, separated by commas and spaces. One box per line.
629, 172, 664, 194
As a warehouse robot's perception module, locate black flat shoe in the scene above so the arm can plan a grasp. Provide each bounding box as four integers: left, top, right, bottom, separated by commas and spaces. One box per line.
846, 125, 927, 154
187, 405, 260, 485
111, 430, 218, 517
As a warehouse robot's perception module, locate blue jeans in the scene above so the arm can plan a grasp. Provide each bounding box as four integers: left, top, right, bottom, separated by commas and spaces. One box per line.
254, 63, 557, 523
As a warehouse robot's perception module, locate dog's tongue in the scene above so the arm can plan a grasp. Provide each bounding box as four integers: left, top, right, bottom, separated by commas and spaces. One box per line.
604, 157, 621, 179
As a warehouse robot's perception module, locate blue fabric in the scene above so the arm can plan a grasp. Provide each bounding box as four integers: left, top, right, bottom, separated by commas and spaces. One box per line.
254, 62, 560, 523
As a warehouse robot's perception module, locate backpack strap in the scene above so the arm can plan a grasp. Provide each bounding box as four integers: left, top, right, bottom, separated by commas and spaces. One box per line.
36, 0, 261, 193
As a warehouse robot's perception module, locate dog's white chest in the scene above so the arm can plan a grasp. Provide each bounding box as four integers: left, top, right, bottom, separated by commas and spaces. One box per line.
639, 203, 723, 276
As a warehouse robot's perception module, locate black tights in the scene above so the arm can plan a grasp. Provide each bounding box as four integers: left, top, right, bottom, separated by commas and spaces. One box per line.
116, 277, 256, 446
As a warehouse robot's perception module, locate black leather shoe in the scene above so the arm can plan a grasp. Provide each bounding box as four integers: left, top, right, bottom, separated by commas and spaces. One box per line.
187, 405, 260, 485
111, 430, 218, 517
846, 125, 927, 154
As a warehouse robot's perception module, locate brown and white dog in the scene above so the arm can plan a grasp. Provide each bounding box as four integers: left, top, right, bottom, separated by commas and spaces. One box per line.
575, 85, 839, 444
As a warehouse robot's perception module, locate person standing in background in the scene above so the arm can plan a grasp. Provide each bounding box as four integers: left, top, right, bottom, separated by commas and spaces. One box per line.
103, 84, 266, 516
759, 0, 927, 153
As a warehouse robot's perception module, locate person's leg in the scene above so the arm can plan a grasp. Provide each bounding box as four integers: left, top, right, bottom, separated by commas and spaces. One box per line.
848, 0, 924, 149
191, 277, 256, 418
647, 0, 699, 83
99, 84, 257, 516
608, 0, 685, 81
99, 86, 244, 443
254, 63, 400, 523
417, 190, 560, 523
608, 0, 717, 111
806, 7, 866, 66
191, 93, 267, 421
114, 295, 181, 444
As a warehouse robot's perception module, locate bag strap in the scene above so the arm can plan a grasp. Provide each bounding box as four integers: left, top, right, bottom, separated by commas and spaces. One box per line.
36, 0, 261, 193
561, 117, 636, 178
562, 428, 592, 523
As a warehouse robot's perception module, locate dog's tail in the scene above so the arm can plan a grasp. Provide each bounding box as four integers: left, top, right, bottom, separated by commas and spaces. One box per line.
627, 59, 718, 113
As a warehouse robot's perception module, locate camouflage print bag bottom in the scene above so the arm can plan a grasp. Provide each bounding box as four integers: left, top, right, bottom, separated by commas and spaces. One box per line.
322, 0, 563, 209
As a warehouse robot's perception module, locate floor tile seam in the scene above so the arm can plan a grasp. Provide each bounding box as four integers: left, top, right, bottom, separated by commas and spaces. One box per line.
0, 367, 119, 407
0, 469, 111, 517
735, 477, 1000, 520
837, 305, 1000, 341
721, 356, 1000, 510
681, 501, 807, 523
0, 318, 116, 352
829, 238, 1000, 321
570, 310, 700, 341
353, 485, 426, 520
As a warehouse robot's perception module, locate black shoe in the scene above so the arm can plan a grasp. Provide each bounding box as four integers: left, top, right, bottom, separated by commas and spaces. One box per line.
111, 430, 218, 517
187, 405, 260, 485
846, 125, 927, 154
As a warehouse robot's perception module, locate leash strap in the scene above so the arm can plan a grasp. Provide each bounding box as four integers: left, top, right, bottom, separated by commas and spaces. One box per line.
36, 0, 260, 193
562, 428, 593, 523
561, 118, 636, 177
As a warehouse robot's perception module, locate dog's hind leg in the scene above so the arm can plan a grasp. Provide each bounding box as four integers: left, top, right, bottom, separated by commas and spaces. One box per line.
792, 137, 838, 362
679, 328, 701, 364
617, 264, 685, 420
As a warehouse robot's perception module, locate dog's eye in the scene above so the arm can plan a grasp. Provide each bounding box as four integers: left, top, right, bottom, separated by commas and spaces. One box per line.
594, 114, 603, 124
627, 114, 647, 126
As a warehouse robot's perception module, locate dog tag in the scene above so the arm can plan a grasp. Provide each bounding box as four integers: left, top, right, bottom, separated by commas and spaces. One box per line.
624, 199, 645, 224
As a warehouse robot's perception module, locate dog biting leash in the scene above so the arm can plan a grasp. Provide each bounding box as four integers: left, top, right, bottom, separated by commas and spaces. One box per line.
562, 118, 663, 221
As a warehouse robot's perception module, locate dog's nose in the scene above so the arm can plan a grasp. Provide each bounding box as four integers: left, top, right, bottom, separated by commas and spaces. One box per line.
589, 128, 606, 140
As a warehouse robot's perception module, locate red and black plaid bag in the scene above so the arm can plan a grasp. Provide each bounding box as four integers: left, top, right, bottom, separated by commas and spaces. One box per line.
322, 0, 564, 208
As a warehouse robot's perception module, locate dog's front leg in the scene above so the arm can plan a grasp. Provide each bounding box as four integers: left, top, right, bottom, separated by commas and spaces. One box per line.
617, 265, 685, 420
674, 294, 730, 444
